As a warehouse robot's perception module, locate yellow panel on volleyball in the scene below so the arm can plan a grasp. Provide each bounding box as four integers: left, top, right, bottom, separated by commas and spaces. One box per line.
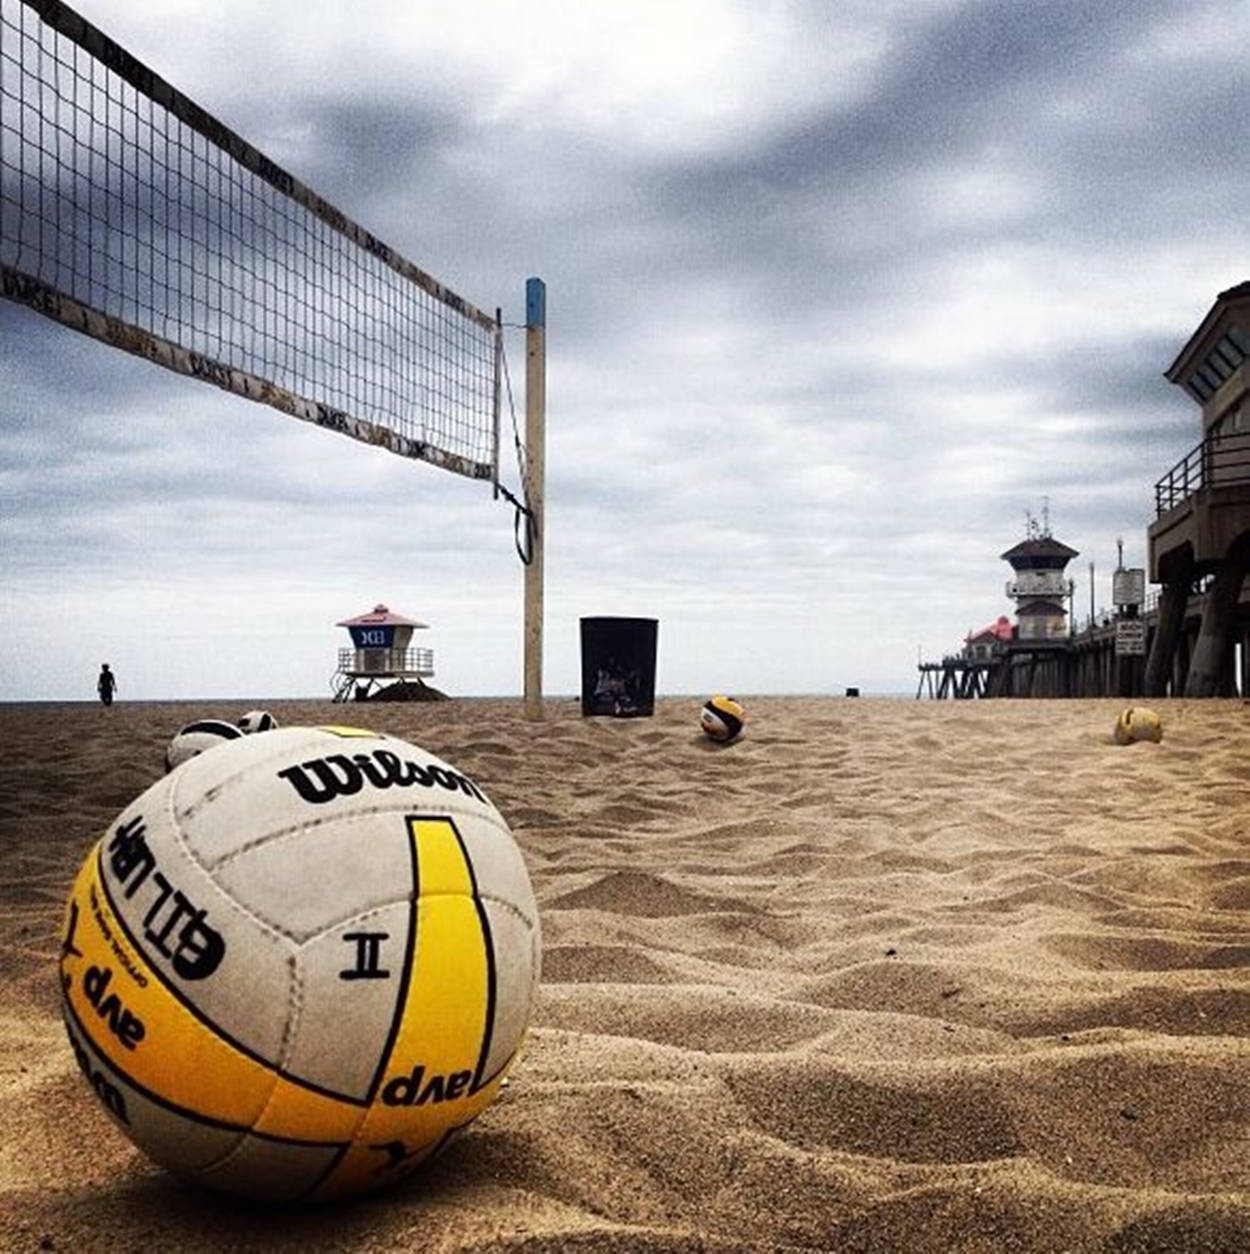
60, 847, 360, 1141
314, 817, 505, 1198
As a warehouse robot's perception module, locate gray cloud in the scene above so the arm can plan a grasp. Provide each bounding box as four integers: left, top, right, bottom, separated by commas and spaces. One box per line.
1, 0, 1243, 698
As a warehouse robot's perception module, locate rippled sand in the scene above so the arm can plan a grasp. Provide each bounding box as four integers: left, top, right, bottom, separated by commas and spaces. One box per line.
1, 695, 1248, 1251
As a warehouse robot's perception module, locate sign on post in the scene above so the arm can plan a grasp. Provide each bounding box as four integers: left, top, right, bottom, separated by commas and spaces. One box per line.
1113, 568, 1146, 607
1115, 618, 1146, 656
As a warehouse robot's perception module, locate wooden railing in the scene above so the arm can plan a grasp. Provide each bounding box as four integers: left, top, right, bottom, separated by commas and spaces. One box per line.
1155, 430, 1250, 514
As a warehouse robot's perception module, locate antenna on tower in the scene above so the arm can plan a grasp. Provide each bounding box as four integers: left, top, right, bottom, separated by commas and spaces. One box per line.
1041, 496, 1051, 538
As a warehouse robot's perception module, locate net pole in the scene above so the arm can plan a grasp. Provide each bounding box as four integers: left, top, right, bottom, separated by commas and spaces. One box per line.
524, 277, 546, 719
492, 308, 503, 495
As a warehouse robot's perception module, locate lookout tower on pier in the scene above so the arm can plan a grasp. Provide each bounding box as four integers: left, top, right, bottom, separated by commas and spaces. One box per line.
331, 603, 434, 702
917, 516, 1079, 699
1001, 517, 1078, 643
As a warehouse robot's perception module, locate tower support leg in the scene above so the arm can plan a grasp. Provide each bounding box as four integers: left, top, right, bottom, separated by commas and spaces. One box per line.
1185, 545, 1250, 697
1144, 581, 1187, 697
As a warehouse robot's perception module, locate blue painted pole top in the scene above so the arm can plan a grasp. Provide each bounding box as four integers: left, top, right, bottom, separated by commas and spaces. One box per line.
526, 277, 546, 328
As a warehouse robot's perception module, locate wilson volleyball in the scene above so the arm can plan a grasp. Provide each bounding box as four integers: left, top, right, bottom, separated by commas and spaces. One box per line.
60, 725, 541, 1202
237, 708, 278, 734
700, 695, 746, 743
1113, 706, 1164, 745
164, 718, 243, 772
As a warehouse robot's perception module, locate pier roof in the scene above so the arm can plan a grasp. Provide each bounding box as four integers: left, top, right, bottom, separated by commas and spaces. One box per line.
1000, 536, 1078, 563
1165, 280, 1250, 385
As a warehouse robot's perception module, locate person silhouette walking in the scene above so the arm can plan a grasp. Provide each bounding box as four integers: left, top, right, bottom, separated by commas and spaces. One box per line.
97, 663, 117, 706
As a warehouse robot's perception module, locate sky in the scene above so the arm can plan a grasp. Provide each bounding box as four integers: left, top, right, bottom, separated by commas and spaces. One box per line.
3, 0, 1249, 701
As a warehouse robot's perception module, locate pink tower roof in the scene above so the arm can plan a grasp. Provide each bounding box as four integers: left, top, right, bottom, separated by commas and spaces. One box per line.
336, 603, 427, 628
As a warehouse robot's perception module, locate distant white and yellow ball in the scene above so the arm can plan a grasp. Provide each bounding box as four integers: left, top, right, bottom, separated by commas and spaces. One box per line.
1113, 706, 1164, 745
61, 726, 541, 1202
237, 709, 278, 734
164, 718, 243, 772
700, 695, 746, 743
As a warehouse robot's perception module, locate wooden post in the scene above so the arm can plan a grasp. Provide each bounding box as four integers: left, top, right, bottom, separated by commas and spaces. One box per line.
1185, 545, 1249, 697
1144, 581, 1187, 696
524, 278, 546, 720
1175, 621, 1193, 694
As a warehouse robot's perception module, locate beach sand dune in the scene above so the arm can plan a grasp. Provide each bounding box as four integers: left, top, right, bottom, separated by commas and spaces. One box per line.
1, 696, 1248, 1251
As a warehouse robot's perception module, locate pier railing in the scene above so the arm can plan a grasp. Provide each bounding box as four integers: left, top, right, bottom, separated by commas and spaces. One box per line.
1155, 430, 1250, 515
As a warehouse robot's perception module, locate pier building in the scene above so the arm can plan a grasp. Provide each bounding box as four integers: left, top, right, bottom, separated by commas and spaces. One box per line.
1145, 282, 1250, 697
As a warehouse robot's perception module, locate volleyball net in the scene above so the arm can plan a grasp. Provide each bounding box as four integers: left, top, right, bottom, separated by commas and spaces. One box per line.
0, 0, 501, 482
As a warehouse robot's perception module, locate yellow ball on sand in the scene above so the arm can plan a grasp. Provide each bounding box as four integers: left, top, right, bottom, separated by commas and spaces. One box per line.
1113, 706, 1164, 745
700, 695, 747, 743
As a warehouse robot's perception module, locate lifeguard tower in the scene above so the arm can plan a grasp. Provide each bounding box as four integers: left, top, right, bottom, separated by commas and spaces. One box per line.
331, 604, 434, 702
1001, 520, 1078, 643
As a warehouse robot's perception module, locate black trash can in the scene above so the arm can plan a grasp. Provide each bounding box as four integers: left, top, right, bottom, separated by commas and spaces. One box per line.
580, 617, 658, 717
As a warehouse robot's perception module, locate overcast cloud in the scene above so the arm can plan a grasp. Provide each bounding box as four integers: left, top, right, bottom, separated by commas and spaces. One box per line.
2, 0, 1248, 701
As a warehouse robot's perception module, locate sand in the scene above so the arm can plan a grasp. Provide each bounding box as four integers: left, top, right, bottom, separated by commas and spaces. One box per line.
1, 695, 1248, 1251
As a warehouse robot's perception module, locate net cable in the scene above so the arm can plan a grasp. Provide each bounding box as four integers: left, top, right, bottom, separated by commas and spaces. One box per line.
496, 338, 536, 566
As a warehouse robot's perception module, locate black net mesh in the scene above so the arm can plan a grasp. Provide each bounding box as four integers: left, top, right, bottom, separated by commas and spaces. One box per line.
1, 0, 498, 479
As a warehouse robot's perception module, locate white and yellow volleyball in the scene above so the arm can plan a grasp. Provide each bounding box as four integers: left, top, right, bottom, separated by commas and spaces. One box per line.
237, 708, 279, 734
164, 718, 243, 772
60, 726, 541, 1202
700, 695, 746, 743
1113, 706, 1164, 745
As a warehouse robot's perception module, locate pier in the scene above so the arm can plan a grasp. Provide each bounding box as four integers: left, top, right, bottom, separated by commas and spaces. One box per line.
921, 281, 1250, 700
915, 658, 992, 699
919, 583, 1250, 699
